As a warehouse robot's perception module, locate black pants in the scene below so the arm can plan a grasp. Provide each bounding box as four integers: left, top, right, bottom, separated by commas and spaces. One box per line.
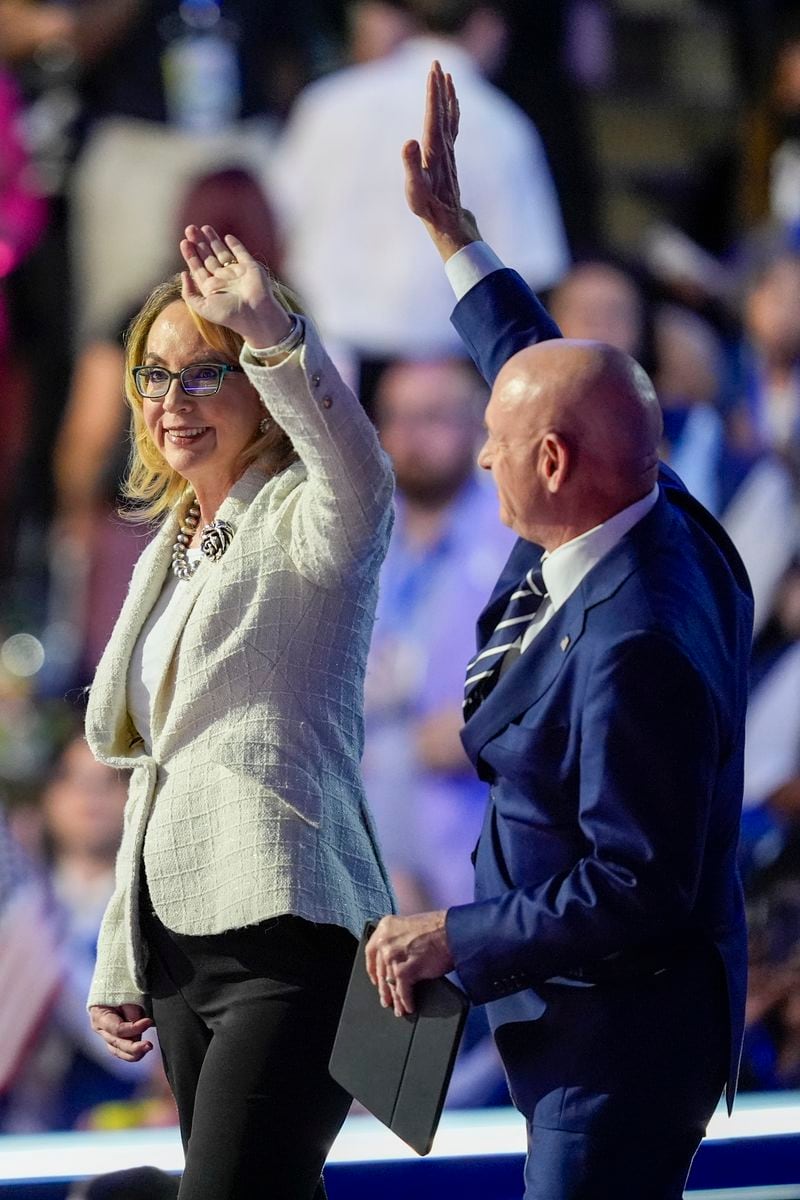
141, 895, 356, 1200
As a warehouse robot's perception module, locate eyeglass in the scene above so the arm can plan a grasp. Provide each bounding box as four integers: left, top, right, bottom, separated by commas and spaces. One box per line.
132, 362, 245, 398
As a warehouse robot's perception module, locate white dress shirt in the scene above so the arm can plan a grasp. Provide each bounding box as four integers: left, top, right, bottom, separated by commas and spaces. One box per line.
445, 240, 507, 300
519, 486, 660, 653
272, 37, 568, 359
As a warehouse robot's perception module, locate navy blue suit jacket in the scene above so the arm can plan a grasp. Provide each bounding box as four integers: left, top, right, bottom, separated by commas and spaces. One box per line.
444, 267, 753, 1109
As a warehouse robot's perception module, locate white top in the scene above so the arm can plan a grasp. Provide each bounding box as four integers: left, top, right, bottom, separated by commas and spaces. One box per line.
126, 550, 203, 753
272, 36, 568, 359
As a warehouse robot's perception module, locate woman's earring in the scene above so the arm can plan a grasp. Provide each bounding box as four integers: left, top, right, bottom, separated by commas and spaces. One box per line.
259, 416, 272, 435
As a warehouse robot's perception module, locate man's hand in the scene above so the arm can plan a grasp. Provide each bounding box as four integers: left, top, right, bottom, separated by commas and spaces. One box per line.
366, 911, 455, 1017
89, 1004, 154, 1063
403, 60, 481, 263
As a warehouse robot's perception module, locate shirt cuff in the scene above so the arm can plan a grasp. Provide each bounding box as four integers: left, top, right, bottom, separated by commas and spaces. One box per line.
445, 241, 506, 302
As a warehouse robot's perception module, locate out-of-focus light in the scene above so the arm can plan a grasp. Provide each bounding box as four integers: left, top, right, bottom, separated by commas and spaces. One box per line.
0, 241, 13, 279
1, 633, 45, 678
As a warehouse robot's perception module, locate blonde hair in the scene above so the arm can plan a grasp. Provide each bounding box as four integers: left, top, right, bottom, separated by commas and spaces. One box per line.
121, 273, 301, 522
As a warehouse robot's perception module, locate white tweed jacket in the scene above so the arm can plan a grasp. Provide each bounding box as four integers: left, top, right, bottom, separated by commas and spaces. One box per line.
87, 319, 396, 1009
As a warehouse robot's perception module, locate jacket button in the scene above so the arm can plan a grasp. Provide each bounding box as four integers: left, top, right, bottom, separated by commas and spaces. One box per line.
322, 395, 333, 409
311, 373, 321, 387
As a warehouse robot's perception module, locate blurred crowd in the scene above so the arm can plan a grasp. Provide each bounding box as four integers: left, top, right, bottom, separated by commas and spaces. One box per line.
1, 0, 800, 1136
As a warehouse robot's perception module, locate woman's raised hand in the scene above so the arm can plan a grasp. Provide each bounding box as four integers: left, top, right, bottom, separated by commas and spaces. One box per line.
180, 224, 293, 347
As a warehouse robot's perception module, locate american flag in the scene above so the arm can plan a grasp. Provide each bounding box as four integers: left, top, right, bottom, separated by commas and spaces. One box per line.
0, 809, 64, 1093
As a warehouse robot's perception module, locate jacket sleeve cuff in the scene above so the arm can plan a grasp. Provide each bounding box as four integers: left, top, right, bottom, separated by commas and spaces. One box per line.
87, 990, 147, 1012
447, 898, 540, 1005
446, 900, 498, 1004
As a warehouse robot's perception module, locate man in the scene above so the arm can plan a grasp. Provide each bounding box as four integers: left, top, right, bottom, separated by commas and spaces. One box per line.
366, 64, 753, 1198
272, 0, 568, 377
363, 358, 514, 914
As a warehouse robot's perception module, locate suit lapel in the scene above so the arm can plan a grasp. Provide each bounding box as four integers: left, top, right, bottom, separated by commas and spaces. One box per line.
148, 465, 269, 751
463, 496, 674, 764
473, 462, 745, 655
463, 595, 587, 762
86, 517, 176, 763
475, 536, 543, 648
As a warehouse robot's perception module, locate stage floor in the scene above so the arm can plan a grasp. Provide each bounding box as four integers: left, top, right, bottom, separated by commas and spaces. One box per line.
1, 1093, 799, 1198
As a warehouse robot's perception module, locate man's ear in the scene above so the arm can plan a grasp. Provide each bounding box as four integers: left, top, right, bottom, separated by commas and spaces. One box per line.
540, 432, 570, 493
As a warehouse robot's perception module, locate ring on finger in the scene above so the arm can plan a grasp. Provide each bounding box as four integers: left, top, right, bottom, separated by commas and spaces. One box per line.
384, 977, 396, 986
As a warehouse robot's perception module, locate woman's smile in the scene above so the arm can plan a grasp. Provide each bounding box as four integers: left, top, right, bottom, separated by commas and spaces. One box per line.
163, 424, 212, 447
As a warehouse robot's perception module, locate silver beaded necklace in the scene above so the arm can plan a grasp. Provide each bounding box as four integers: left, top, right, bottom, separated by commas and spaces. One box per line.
171, 496, 235, 580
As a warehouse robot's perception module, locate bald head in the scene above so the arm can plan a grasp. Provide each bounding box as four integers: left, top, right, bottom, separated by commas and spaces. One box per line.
480, 340, 662, 546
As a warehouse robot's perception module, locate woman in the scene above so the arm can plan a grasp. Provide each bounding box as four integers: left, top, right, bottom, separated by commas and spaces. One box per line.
87, 224, 395, 1199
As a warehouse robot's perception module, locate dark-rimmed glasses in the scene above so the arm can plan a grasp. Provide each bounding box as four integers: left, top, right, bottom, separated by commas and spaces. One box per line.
132, 362, 245, 398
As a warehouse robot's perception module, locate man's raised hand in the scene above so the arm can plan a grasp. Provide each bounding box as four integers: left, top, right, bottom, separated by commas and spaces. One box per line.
403, 61, 481, 262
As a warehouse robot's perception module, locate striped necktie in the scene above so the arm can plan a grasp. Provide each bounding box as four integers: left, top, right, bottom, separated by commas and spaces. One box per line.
463, 565, 547, 720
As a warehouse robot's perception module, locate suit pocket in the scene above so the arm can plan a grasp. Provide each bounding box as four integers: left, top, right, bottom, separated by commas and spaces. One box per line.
479, 720, 578, 844
485, 721, 570, 781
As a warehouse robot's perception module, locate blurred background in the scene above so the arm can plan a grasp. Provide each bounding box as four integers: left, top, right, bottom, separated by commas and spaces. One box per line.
2, 0, 800, 1153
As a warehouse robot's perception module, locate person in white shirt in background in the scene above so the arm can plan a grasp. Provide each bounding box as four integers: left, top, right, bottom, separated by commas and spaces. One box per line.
272, 0, 569, 388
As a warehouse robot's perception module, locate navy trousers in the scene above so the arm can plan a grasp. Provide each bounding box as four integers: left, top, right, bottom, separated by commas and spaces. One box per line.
494, 945, 729, 1200
141, 899, 356, 1200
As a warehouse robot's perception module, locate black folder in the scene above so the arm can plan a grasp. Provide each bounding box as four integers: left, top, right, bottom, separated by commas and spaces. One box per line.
329, 922, 469, 1155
